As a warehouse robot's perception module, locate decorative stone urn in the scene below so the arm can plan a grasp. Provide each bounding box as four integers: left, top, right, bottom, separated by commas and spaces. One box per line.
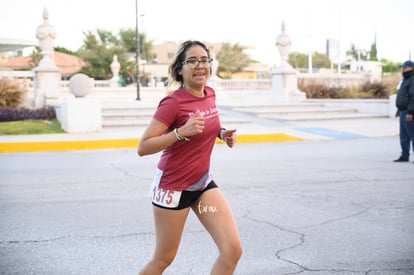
36, 7, 57, 65
33, 7, 61, 107
110, 55, 121, 87
270, 21, 306, 102
275, 20, 295, 73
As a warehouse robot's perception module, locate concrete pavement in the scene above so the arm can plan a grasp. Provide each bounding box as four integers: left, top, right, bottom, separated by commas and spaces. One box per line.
1, 137, 413, 274
1, 80, 411, 274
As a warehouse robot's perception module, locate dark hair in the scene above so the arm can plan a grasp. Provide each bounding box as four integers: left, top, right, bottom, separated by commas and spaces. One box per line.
168, 40, 211, 87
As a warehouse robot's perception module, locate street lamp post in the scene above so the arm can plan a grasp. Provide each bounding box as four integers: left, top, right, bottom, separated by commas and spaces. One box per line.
135, 0, 141, 100
141, 14, 145, 87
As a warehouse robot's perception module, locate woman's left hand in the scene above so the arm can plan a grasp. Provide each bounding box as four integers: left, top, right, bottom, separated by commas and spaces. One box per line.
222, 129, 237, 148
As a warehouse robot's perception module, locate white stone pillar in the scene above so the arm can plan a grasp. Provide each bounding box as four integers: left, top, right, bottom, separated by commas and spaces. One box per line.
57, 73, 102, 133
270, 21, 306, 102
389, 94, 397, 118
33, 7, 61, 108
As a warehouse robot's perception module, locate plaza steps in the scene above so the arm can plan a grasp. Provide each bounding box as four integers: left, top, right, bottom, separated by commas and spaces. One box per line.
229, 103, 387, 121
101, 102, 388, 128
101, 105, 154, 127
101, 104, 255, 128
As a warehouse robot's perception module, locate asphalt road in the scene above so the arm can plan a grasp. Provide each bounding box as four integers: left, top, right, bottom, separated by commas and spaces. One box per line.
1, 137, 413, 275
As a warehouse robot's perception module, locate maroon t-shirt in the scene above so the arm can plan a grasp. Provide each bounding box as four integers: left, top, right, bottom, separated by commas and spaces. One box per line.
153, 86, 221, 190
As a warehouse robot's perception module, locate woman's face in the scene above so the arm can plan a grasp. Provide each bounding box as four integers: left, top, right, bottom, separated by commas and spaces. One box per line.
179, 45, 211, 87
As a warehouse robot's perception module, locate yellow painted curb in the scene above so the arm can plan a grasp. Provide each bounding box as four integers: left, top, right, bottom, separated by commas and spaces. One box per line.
0, 138, 140, 152
0, 133, 302, 153
236, 133, 303, 143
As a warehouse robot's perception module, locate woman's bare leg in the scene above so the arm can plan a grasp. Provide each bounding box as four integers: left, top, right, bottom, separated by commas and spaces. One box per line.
139, 206, 190, 275
191, 188, 242, 275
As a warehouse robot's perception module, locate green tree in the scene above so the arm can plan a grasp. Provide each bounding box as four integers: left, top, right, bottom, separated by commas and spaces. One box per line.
369, 40, 378, 61
28, 47, 42, 69
313, 52, 331, 68
381, 58, 400, 73
288, 51, 330, 70
288, 51, 307, 68
346, 44, 369, 60
216, 43, 252, 79
77, 29, 147, 80
119, 28, 136, 53
119, 28, 153, 63
54, 46, 77, 56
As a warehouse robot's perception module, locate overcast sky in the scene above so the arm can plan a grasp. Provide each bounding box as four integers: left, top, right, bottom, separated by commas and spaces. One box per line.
1, 0, 413, 66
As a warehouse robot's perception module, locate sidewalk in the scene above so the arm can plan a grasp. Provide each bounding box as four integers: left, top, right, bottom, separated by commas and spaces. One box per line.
0, 116, 399, 152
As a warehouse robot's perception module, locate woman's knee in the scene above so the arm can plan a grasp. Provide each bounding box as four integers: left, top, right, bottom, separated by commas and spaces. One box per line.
232, 241, 243, 261
221, 239, 243, 264
152, 250, 177, 270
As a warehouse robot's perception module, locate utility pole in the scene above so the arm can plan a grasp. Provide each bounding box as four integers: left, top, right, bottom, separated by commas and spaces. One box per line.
307, 0, 313, 73
135, 0, 141, 100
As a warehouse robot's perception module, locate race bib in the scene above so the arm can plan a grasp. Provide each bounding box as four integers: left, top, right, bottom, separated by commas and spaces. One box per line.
150, 169, 182, 208
151, 186, 182, 208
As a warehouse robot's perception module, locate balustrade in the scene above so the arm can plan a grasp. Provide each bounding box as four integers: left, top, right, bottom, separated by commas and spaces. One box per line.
1, 71, 377, 92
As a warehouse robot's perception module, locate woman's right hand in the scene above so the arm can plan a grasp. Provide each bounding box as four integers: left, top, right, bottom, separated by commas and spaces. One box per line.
179, 109, 205, 137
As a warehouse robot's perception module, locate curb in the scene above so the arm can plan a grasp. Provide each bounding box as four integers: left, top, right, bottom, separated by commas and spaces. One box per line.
0, 133, 303, 153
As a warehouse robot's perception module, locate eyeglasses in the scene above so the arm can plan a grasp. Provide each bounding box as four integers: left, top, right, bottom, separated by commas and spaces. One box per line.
182, 58, 213, 68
